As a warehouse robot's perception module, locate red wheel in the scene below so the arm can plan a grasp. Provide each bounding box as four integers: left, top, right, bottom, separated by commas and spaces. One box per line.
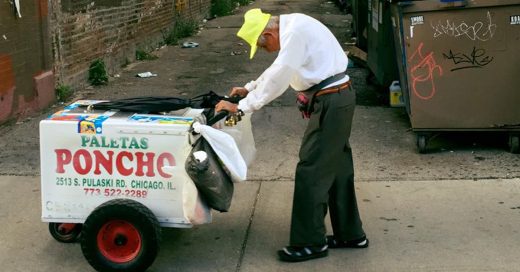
49, 223, 82, 243
97, 220, 142, 263
80, 199, 161, 272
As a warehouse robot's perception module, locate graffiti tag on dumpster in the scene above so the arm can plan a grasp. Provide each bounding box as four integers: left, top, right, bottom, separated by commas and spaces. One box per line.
411, 16, 424, 26
511, 15, 520, 25
431, 11, 497, 41
443, 47, 494, 71
408, 42, 443, 100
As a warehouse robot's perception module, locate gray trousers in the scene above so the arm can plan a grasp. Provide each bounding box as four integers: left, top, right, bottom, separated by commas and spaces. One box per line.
290, 86, 365, 246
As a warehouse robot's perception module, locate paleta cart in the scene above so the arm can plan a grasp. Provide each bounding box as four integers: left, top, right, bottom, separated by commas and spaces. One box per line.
40, 99, 252, 271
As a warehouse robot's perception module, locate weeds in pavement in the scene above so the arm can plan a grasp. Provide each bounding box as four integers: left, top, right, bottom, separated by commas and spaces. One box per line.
163, 17, 198, 45
136, 49, 158, 61
211, 0, 234, 16
56, 84, 73, 102
211, 0, 251, 17
88, 59, 108, 86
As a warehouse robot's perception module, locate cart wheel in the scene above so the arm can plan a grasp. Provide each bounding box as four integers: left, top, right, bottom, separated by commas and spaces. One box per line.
509, 134, 520, 154
416, 134, 428, 154
49, 223, 82, 243
80, 199, 161, 272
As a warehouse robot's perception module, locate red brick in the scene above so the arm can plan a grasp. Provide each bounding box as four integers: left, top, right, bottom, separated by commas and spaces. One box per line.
34, 70, 55, 109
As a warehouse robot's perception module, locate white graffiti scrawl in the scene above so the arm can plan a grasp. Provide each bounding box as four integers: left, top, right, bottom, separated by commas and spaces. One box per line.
431, 11, 497, 41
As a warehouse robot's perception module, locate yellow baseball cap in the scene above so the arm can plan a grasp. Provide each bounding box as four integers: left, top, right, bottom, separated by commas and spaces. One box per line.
237, 8, 271, 59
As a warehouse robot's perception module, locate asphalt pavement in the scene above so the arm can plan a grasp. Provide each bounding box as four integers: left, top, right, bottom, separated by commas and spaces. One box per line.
1, 0, 520, 271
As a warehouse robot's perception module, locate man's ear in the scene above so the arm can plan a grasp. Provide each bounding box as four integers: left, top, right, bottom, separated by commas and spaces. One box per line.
263, 28, 277, 38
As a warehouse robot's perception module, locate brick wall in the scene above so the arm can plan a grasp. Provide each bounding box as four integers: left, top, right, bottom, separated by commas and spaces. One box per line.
0, 0, 53, 124
50, 0, 212, 89
0, 0, 211, 124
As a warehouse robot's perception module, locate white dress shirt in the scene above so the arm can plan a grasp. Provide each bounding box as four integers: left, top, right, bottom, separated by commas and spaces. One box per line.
238, 13, 349, 113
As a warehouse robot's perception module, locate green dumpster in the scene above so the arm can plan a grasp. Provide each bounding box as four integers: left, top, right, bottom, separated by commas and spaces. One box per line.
366, 0, 400, 87
351, 0, 369, 50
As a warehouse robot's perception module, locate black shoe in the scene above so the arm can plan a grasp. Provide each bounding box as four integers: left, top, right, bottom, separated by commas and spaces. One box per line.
277, 245, 328, 262
326, 235, 369, 249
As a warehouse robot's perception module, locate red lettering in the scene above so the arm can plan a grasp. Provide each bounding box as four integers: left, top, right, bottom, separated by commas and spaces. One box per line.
93, 150, 114, 175
55, 149, 72, 173
135, 152, 155, 177
73, 149, 93, 175
55, 148, 176, 177
157, 153, 176, 178
116, 151, 133, 176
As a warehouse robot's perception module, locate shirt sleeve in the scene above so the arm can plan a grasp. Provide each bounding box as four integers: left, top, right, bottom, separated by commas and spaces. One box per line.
238, 32, 306, 113
238, 63, 297, 113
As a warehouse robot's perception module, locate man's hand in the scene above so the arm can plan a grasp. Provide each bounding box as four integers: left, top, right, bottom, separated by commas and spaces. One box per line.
230, 87, 249, 98
215, 100, 238, 113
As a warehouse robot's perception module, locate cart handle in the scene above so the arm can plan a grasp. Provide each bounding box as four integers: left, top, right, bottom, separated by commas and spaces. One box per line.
207, 110, 229, 126
205, 95, 242, 126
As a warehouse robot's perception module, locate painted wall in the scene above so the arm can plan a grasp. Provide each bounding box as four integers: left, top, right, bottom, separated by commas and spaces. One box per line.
0, 0, 54, 123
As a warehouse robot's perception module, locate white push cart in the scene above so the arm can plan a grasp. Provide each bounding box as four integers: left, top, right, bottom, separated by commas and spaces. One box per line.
40, 99, 253, 271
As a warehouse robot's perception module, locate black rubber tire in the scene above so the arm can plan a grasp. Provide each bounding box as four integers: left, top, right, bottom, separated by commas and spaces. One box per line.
509, 134, 520, 154
416, 134, 428, 154
49, 223, 82, 243
80, 199, 161, 272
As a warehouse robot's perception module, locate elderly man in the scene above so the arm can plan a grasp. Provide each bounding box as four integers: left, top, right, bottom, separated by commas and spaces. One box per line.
215, 8, 368, 262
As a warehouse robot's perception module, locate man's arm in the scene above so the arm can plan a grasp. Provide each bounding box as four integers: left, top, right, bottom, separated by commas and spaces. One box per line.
216, 63, 297, 113
236, 63, 297, 113
217, 31, 306, 113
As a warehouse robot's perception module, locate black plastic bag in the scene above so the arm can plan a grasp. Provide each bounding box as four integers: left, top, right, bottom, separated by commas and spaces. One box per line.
185, 137, 234, 212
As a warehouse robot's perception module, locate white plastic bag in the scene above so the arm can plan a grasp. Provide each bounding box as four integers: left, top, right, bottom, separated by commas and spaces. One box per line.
162, 165, 212, 225
219, 113, 256, 167
182, 176, 212, 225
192, 122, 247, 182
